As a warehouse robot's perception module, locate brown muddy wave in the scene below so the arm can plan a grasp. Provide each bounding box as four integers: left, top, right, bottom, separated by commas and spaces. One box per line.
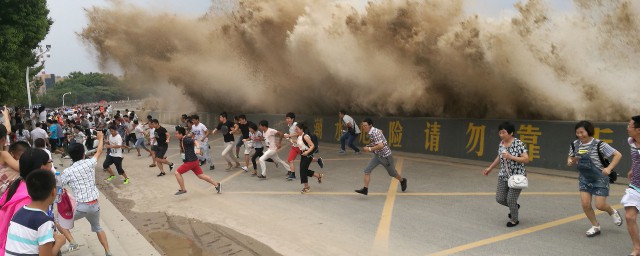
80, 0, 640, 120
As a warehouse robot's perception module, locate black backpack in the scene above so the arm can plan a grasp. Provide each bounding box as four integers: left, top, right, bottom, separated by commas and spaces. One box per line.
571, 140, 617, 183
302, 133, 320, 154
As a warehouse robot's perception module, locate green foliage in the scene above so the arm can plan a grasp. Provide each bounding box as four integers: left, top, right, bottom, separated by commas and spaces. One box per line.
37, 72, 134, 106
0, 0, 52, 105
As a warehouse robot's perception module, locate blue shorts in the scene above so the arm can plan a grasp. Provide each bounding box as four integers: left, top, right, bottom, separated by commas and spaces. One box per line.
579, 177, 609, 197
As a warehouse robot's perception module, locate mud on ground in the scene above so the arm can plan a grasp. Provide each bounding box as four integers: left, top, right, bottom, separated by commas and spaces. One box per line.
96, 177, 281, 256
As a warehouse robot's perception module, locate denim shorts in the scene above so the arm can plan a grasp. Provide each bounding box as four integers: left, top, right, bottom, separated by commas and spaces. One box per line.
579, 176, 609, 197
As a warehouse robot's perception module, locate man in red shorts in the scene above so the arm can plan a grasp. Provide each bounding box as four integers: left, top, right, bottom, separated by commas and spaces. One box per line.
173, 127, 221, 195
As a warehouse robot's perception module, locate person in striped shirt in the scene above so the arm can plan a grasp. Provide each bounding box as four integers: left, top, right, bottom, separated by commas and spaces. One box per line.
623, 115, 640, 256
5, 169, 66, 255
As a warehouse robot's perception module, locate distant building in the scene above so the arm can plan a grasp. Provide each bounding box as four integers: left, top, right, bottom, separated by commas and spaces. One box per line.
35, 73, 66, 95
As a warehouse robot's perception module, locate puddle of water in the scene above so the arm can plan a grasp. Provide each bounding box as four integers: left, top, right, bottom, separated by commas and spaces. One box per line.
149, 231, 206, 256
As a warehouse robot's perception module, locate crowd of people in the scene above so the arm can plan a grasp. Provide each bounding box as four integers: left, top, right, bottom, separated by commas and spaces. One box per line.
3, 103, 640, 255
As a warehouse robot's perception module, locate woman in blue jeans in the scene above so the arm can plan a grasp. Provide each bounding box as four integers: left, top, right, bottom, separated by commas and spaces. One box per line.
568, 120, 623, 237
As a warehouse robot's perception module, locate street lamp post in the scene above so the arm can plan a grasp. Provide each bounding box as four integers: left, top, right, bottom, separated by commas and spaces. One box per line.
26, 45, 51, 111
62, 92, 71, 107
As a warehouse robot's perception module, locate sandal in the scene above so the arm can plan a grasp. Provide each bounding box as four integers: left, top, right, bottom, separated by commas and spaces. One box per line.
317, 173, 324, 184
301, 187, 310, 194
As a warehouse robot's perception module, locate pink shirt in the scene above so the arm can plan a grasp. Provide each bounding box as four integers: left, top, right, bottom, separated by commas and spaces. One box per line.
0, 181, 32, 256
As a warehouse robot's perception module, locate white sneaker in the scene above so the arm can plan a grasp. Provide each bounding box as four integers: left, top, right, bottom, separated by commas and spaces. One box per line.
241, 166, 248, 172
611, 209, 623, 226
586, 226, 601, 237
66, 243, 80, 252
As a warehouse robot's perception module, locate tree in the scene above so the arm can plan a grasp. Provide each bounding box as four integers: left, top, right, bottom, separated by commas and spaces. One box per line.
0, 0, 52, 105
37, 72, 136, 106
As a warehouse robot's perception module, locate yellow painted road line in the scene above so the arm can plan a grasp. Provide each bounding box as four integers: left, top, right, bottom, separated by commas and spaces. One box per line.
397, 192, 624, 196
427, 204, 624, 256
372, 158, 404, 255
316, 157, 371, 161
212, 191, 623, 197
220, 169, 245, 184
224, 191, 390, 196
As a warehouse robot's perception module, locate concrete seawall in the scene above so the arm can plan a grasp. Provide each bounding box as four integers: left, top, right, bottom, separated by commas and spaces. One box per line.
145, 111, 632, 173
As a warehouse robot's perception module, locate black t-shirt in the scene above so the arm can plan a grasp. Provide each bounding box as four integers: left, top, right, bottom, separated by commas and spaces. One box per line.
238, 123, 249, 139
156, 126, 168, 146
182, 137, 198, 162
217, 121, 235, 142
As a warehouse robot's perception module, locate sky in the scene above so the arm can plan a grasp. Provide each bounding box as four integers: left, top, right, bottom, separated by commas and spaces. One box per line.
41, 0, 573, 77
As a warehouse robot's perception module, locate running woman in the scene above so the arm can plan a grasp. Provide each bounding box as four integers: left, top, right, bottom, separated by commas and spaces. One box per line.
295, 123, 324, 193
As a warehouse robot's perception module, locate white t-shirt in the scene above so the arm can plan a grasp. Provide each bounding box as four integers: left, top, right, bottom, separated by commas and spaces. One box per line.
73, 131, 86, 144
263, 128, 279, 151
343, 115, 360, 134
134, 125, 145, 138
288, 122, 298, 147
297, 134, 310, 151
125, 121, 133, 133
30, 127, 48, 146
191, 123, 208, 143
38, 111, 47, 123
108, 134, 123, 157
149, 127, 157, 146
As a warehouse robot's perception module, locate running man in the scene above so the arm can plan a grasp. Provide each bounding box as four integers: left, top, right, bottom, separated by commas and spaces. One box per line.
190, 115, 214, 170
338, 110, 361, 154
211, 112, 240, 170
355, 118, 407, 195
132, 120, 151, 157
151, 119, 174, 176
257, 120, 290, 179
104, 125, 130, 184
173, 127, 221, 195
234, 115, 250, 171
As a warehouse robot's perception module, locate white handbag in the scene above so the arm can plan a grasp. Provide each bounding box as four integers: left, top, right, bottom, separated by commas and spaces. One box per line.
508, 174, 528, 189
502, 143, 528, 189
